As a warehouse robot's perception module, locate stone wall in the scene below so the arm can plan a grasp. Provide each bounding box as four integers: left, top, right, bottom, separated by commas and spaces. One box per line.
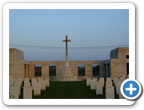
29, 60, 104, 79
9, 47, 129, 80
110, 47, 129, 78
9, 48, 29, 79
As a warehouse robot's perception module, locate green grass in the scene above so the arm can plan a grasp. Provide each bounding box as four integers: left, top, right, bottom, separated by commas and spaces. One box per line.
31, 80, 119, 99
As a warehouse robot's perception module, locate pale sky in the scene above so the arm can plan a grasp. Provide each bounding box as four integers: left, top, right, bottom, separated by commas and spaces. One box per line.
9, 9, 129, 61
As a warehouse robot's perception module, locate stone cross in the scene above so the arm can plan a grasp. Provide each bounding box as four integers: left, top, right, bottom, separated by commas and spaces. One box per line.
63, 35, 71, 67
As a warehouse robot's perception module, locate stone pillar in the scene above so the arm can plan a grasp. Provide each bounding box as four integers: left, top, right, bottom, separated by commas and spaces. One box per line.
29, 64, 35, 79
99, 63, 106, 78
106, 64, 108, 77
42, 64, 49, 78
85, 64, 92, 78
26, 64, 28, 78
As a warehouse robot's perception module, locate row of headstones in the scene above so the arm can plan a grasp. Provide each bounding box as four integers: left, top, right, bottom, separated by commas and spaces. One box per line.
9, 76, 49, 99
86, 75, 127, 99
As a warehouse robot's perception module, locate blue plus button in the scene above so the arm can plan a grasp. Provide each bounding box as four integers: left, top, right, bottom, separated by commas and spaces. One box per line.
120, 79, 142, 100
123, 81, 139, 97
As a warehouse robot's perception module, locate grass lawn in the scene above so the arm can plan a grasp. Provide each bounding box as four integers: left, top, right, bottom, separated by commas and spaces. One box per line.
27, 80, 119, 99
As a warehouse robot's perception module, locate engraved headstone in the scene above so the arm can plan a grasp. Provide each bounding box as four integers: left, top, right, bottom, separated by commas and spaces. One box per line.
90, 79, 96, 90
86, 78, 91, 86
23, 86, 32, 99
9, 86, 20, 99
96, 82, 103, 95
106, 86, 115, 99
116, 81, 122, 95
33, 82, 41, 96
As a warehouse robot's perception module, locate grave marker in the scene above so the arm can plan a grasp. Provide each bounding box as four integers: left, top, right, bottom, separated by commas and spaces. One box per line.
90, 79, 96, 90
106, 86, 115, 99
9, 86, 20, 99
96, 82, 103, 95
33, 82, 41, 96
86, 78, 91, 86
23, 86, 32, 99
106, 81, 112, 87
116, 81, 122, 95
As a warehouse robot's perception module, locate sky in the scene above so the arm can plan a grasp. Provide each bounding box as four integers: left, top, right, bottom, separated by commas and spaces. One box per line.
9, 9, 129, 61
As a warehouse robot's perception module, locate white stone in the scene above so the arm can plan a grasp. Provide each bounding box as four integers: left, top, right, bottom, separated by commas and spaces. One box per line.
9, 86, 20, 99
113, 78, 119, 86
106, 81, 113, 87
90, 79, 96, 90
96, 82, 103, 95
107, 78, 111, 82
14, 81, 21, 86
99, 81, 104, 87
99, 78, 104, 87
106, 86, 115, 99
23, 86, 32, 99
99, 78, 104, 82
86, 78, 91, 86
24, 82, 30, 86
116, 81, 122, 95
24, 78, 29, 82
33, 82, 41, 96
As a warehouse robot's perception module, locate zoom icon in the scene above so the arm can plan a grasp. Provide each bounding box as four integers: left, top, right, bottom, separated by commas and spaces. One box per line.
120, 79, 144, 100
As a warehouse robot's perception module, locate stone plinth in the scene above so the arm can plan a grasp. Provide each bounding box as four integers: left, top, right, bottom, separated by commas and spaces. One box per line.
56, 66, 77, 81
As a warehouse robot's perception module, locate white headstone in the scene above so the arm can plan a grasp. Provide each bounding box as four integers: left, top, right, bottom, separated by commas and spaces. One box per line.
23, 86, 32, 99
99, 78, 104, 82
33, 82, 41, 96
106, 86, 115, 99
24, 78, 29, 82
86, 78, 91, 86
106, 81, 113, 87
96, 82, 103, 95
107, 78, 111, 82
116, 81, 122, 95
9, 86, 20, 99
14, 81, 21, 87
24, 82, 30, 86
113, 78, 119, 86
90, 79, 96, 90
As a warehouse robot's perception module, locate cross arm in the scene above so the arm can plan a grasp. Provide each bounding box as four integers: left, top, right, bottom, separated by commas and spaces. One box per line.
62, 40, 71, 42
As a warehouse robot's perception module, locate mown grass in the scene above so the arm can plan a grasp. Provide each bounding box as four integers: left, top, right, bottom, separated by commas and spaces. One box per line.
30, 80, 119, 99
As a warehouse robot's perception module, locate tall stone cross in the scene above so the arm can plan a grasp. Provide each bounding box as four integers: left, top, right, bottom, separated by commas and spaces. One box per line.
62, 35, 71, 67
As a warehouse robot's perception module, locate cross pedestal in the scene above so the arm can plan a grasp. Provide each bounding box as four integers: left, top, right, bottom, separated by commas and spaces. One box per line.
56, 35, 77, 81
